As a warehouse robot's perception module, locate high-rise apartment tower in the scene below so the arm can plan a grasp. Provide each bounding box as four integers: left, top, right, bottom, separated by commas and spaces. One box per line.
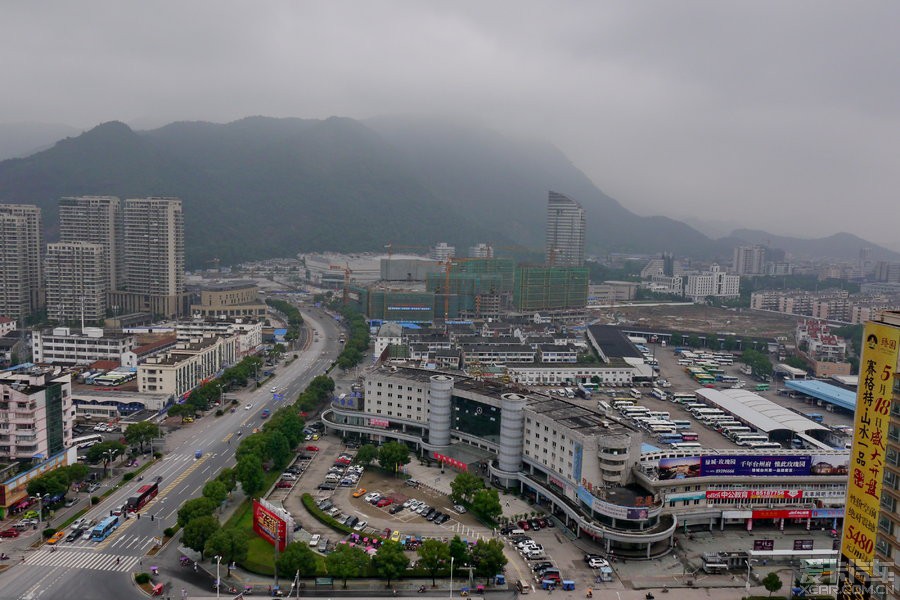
59, 195, 124, 291
545, 191, 585, 267
0, 204, 43, 319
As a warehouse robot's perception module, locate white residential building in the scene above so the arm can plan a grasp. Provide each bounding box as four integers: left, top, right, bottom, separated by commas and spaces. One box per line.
684, 264, 740, 302
32, 327, 135, 365
0, 369, 74, 461
45, 242, 107, 323
138, 334, 237, 398
175, 318, 262, 357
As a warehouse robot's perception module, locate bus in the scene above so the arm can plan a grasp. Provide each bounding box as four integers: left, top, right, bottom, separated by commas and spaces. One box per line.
804, 413, 824, 423
70, 434, 103, 449
691, 408, 724, 419
659, 433, 683, 445
734, 434, 770, 446
713, 421, 742, 431
621, 407, 650, 417
563, 388, 575, 399
650, 387, 666, 401
649, 425, 677, 435
92, 515, 120, 541
648, 411, 671, 420
612, 399, 634, 410
755, 384, 770, 392
671, 393, 696, 404
680, 432, 699, 442
629, 388, 642, 399
597, 400, 612, 412
685, 403, 707, 411
671, 420, 692, 430
702, 415, 735, 425
749, 442, 783, 449
671, 442, 702, 450
719, 375, 739, 384
724, 426, 752, 438
126, 482, 159, 512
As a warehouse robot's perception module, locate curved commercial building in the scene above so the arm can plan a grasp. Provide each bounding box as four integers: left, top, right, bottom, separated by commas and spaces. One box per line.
323, 365, 849, 558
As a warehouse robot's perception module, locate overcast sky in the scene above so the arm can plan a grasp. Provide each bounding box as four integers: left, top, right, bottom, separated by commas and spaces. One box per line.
3, 1, 899, 246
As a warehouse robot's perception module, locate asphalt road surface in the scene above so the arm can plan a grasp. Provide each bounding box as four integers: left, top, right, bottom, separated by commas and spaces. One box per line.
0, 305, 341, 600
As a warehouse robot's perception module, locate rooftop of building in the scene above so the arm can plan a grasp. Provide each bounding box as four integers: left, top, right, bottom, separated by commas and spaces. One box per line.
587, 324, 644, 360
198, 280, 258, 291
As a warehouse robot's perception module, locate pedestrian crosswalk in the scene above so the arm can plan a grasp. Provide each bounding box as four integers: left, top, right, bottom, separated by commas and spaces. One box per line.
25, 549, 141, 572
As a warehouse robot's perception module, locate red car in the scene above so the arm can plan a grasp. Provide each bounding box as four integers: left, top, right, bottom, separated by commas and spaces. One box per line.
376, 498, 394, 508
0, 528, 20, 538
517, 520, 530, 531
305, 445, 319, 452
276, 481, 294, 488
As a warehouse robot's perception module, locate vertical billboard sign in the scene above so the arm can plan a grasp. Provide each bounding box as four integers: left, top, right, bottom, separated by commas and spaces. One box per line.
838, 321, 900, 599
253, 499, 288, 551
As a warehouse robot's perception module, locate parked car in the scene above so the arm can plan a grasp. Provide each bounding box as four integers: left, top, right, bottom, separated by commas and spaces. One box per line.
390, 530, 401, 542
276, 481, 293, 489
531, 562, 553, 573
353, 520, 368, 531
305, 445, 319, 452
517, 520, 530, 531
309, 534, 321, 547
376, 498, 393, 508
389, 504, 405, 515
0, 528, 20, 538
435, 513, 450, 524
453, 504, 467, 513
352, 488, 367, 498
529, 519, 542, 530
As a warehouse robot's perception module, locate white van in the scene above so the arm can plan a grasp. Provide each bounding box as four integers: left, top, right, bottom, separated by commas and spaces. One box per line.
509, 528, 526, 536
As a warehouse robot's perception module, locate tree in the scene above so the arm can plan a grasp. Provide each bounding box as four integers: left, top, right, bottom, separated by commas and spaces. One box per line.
265, 430, 291, 470
377, 441, 410, 474
448, 536, 469, 572
204, 528, 249, 575
27, 472, 68, 497
235, 454, 266, 498
183, 515, 220, 559
202, 480, 228, 506
372, 540, 409, 587
471, 489, 502, 522
123, 421, 161, 452
470, 539, 507, 584
762, 572, 783, 597
326, 543, 370, 588
167, 403, 188, 423
355, 444, 377, 467
449, 472, 483, 503
417, 538, 450, 587
177, 497, 218, 527
216, 467, 237, 493
86, 440, 126, 477
65, 463, 89, 483
277, 541, 319, 578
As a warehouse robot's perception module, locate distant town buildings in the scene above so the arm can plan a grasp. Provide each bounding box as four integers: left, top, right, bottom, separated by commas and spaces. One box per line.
45, 242, 106, 322
750, 287, 900, 324
732, 245, 766, 275
468, 243, 494, 258
874, 261, 900, 283
545, 191, 585, 267
430, 242, 456, 262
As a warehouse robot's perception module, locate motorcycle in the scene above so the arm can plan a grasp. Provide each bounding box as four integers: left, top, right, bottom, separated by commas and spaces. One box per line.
645, 594, 655, 600
136, 476, 143, 481
418, 585, 427, 593
0, 554, 9, 560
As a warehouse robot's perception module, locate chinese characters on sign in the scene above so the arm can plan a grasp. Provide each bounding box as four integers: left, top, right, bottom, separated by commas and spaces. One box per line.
838, 322, 899, 600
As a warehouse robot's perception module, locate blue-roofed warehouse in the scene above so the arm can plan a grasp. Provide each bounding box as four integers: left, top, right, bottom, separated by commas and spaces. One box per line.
785, 379, 856, 413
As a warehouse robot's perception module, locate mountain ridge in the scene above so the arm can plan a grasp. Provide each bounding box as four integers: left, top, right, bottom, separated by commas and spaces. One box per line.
0, 116, 895, 266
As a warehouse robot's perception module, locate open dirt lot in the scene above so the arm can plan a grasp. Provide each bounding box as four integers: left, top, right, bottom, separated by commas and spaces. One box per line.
601, 304, 800, 340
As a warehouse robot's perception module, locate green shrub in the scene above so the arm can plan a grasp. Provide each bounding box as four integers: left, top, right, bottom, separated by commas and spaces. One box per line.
163, 526, 176, 538
123, 472, 135, 481
135, 572, 151, 584
215, 409, 224, 417
41, 529, 58, 539
91, 496, 100, 505
153, 452, 162, 459
301, 493, 383, 540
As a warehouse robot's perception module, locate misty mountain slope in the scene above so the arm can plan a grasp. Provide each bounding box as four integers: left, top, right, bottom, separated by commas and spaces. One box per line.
0, 122, 81, 160
0, 115, 891, 267
722, 229, 900, 261
367, 116, 721, 257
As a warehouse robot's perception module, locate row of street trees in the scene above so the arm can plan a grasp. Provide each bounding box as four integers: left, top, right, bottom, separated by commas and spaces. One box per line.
265, 298, 303, 342
177, 468, 248, 573
335, 305, 370, 369
275, 534, 506, 589
168, 355, 264, 422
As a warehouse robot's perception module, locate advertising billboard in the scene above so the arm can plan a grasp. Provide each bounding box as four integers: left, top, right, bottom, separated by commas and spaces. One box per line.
700, 455, 811, 477
794, 539, 815, 551
572, 442, 583, 482
706, 490, 803, 500
253, 499, 288, 551
433, 452, 467, 471
753, 539, 774, 552
369, 418, 390, 428
838, 321, 900, 599
752, 509, 811, 519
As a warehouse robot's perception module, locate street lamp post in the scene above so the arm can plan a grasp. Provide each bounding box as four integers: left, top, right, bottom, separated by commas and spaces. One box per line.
450, 556, 454, 599
746, 559, 757, 591
215, 555, 222, 599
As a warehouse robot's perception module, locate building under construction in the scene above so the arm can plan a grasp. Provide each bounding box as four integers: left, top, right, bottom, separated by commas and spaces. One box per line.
513, 265, 589, 311
425, 258, 515, 320
358, 287, 436, 324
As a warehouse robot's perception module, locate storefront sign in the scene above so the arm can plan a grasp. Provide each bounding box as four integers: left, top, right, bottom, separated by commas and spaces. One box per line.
706, 489, 803, 500
369, 418, 390, 428
753, 539, 775, 551
701, 456, 811, 477
752, 509, 811, 520
839, 321, 900, 599
433, 452, 467, 471
794, 539, 814, 551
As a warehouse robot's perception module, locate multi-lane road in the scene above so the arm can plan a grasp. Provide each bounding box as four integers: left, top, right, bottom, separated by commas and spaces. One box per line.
0, 306, 343, 600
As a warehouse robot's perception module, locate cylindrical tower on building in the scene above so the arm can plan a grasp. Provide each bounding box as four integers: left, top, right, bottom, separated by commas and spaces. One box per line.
498, 393, 527, 474
428, 375, 453, 448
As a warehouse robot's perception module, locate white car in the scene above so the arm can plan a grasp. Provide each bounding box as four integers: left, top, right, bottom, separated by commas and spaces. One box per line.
588, 558, 610, 569
81, 529, 93, 540
453, 504, 467, 513
309, 534, 321, 547
364, 492, 380, 502
271, 387, 278, 393
353, 520, 368, 531
245, 404, 252, 410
